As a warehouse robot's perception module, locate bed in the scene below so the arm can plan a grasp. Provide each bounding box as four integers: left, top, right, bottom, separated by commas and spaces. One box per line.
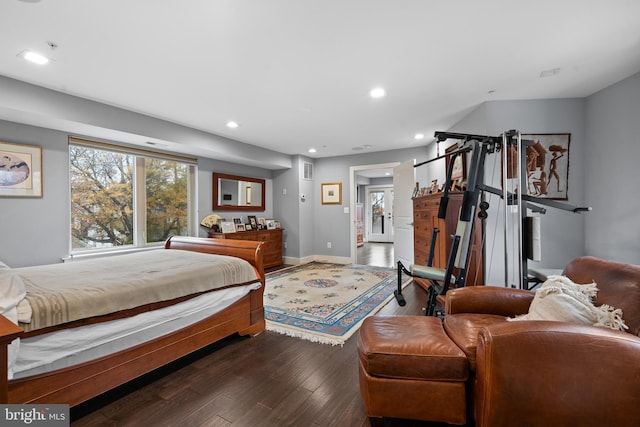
0, 236, 265, 406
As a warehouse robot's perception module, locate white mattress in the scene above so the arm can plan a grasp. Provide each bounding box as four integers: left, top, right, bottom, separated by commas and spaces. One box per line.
12, 282, 261, 379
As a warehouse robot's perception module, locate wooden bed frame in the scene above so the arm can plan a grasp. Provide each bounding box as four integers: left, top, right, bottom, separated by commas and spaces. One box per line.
0, 236, 265, 406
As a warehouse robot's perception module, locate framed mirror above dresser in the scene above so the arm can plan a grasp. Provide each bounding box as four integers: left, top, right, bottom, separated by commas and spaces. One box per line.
213, 172, 266, 211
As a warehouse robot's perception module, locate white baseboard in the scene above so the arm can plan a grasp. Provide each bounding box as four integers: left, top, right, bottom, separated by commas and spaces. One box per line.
283, 255, 351, 265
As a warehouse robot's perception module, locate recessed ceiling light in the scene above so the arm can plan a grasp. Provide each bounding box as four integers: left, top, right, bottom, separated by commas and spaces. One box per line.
226, 121, 239, 128
369, 87, 386, 98
414, 133, 425, 140
18, 50, 49, 65
308, 148, 317, 153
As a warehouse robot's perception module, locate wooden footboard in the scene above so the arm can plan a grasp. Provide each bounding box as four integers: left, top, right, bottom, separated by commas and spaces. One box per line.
165, 236, 265, 286
0, 236, 265, 406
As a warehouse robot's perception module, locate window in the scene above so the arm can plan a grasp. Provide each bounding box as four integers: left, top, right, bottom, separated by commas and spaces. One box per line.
69, 138, 196, 253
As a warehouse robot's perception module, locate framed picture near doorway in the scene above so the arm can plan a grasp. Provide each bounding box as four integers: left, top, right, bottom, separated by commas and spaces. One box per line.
321, 182, 342, 204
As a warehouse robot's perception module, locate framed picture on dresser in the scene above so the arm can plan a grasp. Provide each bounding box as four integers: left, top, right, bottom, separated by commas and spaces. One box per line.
220, 221, 236, 233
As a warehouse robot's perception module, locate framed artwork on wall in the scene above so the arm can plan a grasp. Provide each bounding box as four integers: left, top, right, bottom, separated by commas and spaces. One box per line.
0, 141, 43, 197
321, 182, 342, 204
521, 133, 571, 200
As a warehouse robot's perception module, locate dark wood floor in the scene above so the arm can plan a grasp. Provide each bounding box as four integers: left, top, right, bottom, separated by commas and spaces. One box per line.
71, 281, 446, 427
356, 242, 394, 268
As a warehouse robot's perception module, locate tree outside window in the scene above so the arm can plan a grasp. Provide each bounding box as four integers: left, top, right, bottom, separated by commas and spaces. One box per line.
70, 144, 193, 251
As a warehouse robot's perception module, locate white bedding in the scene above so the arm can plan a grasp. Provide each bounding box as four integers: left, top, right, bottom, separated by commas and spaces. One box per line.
17, 249, 259, 332
13, 282, 261, 379
0, 265, 26, 378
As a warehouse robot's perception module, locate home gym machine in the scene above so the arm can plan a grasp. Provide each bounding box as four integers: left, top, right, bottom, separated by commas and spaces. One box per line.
395, 130, 590, 315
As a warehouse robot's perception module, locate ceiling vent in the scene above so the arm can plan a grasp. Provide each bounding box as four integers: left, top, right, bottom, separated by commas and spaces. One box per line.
303, 162, 313, 180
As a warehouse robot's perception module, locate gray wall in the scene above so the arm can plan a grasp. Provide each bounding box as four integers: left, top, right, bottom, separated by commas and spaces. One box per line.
584, 72, 640, 264
0, 119, 274, 267
272, 155, 314, 261
310, 147, 430, 259
0, 121, 70, 267
197, 157, 274, 238
446, 99, 587, 286
2, 72, 639, 270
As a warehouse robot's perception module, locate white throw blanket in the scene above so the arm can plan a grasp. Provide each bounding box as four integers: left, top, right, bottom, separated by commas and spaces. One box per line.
508, 275, 628, 331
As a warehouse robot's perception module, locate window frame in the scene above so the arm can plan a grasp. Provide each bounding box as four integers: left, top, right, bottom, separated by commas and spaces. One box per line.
69, 137, 198, 256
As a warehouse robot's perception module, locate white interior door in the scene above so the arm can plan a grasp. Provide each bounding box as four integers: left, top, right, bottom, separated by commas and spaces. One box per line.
367, 186, 394, 242
393, 160, 416, 267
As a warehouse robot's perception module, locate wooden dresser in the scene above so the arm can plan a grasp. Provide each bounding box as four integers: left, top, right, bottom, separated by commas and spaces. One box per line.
413, 193, 483, 286
208, 228, 283, 268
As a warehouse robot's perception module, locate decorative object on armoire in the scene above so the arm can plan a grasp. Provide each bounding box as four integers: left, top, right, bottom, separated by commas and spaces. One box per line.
264, 262, 411, 346
0, 141, 42, 197
445, 142, 467, 182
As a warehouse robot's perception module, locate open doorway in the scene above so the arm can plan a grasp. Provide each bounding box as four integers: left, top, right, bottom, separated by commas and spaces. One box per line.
350, 163, 398, 268
350, 161, 415, 269
358, 185, 394, 268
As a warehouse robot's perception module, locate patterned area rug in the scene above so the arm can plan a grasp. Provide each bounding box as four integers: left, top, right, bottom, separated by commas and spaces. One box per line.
264, 262, 411, 346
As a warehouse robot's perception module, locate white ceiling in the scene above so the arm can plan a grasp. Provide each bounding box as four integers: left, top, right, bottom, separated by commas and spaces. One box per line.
2, 0, 640, 164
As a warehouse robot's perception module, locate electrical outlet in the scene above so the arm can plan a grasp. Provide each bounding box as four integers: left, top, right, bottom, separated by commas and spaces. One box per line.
284, 242, 287, 249
327, 242, 332, 249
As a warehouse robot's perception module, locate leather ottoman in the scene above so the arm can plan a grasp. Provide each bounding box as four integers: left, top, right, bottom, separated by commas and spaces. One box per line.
357, 315, 468, 425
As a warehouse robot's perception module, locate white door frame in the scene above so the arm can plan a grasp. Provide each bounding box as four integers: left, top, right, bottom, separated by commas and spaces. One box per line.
349, 162, 400, 264
366, 185, 394, 242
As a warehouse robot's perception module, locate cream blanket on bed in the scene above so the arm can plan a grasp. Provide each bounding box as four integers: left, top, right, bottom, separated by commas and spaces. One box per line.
15, 250, 259, 332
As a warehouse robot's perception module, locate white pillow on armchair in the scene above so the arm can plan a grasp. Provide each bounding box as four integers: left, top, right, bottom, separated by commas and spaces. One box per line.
508, 275, 628, 331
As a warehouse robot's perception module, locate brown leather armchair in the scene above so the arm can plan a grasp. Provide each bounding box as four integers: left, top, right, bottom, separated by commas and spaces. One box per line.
443, 256, 640, 426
